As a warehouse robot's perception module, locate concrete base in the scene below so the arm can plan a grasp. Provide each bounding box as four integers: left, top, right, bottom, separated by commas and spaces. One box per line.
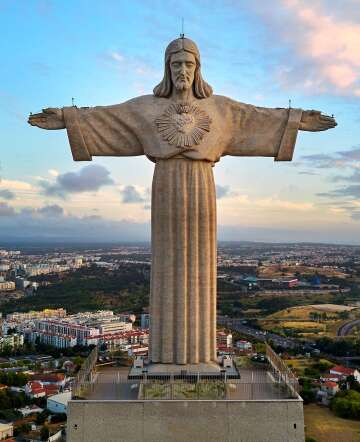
128, 361, 240, 379
67, 399, 305, 442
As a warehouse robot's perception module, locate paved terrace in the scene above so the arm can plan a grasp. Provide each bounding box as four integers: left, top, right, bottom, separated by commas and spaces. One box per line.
78, 366, 297, 401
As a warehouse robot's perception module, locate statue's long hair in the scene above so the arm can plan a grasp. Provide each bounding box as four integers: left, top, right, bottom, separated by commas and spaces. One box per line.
153, 38, 213, 99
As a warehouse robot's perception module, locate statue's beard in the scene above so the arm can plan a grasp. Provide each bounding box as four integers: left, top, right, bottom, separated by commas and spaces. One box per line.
174, 78, 192, 91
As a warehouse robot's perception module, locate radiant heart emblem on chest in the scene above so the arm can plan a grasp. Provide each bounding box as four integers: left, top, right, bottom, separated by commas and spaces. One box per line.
155, 103, 212, 149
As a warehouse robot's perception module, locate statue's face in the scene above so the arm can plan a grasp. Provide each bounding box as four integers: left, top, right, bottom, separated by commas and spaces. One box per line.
170, 51, 196, 91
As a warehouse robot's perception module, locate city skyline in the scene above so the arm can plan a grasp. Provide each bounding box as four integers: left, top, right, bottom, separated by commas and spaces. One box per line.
1, 0, 360, 243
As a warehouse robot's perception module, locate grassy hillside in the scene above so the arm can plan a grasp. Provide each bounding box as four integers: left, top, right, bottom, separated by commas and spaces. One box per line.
304, 404, 360, 442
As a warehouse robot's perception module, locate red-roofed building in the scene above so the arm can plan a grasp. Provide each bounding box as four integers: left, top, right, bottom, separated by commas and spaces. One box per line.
25, 379, 60, 398
330, 365, 360, 382
217, 343, 234, 355
44, 384, 60, 396
321, 381, 339, 396
320, 374, 342, 383
236, 340, 252, 354
25, 381, 46, 398
31, 373, 66, 387
217, 331, 232, 348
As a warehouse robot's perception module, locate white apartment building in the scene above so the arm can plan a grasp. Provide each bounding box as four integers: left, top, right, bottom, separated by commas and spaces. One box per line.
34, 320, 99, 345
27, 312, 134, 348
30, 330, 77, 348
96, 320, 132, 335
0, 333, 24, 351
7, 308, 67, 322
85, 329, 149, 350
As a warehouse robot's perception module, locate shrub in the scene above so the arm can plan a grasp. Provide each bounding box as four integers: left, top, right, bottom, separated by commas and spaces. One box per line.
300, 388, 316, 404
331, 390, 360, 419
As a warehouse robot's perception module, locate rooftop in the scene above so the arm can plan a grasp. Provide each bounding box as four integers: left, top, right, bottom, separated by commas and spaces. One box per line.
75, 365, 299, 402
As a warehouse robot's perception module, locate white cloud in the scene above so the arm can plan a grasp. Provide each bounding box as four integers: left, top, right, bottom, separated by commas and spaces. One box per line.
0, 179, 32, 190
255, 197, 313, 211
100, 50, 160, 79
252, 0, 360, 96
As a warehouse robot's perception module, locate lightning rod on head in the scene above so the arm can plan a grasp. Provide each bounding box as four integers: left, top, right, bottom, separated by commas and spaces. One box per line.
180, 17, 185, 38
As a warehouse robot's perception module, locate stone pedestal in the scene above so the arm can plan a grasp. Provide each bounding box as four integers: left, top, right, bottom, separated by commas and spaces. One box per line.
128, 361, 240, 380
67, 399, 305, 442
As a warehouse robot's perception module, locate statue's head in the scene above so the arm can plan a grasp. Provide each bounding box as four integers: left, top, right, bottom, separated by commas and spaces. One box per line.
153, 37, 213, 99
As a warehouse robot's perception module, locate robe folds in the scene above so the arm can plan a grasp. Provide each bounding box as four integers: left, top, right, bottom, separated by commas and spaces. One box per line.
63, 95, 303, 364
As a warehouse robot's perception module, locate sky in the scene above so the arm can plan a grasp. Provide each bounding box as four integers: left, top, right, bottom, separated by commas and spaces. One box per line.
0, 0, 360, 244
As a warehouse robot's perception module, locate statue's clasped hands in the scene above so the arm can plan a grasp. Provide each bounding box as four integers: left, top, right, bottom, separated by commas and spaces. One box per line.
299, 110, 337, 132
28, 108, 65, 130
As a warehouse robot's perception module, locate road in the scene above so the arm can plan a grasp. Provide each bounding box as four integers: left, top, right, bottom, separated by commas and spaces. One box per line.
337, 318, 360, 336
221, 318, 299, 349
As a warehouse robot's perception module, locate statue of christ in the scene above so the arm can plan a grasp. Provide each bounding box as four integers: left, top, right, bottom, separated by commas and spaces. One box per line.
28, 37, 336, 365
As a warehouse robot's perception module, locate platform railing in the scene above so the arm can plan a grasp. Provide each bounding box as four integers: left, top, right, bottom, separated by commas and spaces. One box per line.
73, 372, 299, 401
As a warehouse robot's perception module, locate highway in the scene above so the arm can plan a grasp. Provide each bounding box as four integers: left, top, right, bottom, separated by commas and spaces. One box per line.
337, 318, 360, 337
221, 318, 299, 349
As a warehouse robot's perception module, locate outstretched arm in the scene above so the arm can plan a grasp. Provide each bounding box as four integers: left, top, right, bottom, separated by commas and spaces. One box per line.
222, 100, 337, 161
28, 104, 144, 161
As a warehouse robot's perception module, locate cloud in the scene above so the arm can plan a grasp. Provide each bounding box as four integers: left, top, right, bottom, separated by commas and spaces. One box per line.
0, 178, 32, 190
120, 185, 146, 204
300, 146, 360, 169
251, 0, 360, 96
216, 185, 232, 199
0, 189, 15, 200
0, 200, 358, 244
333, 170, 360, 183
319, 185, 360, 199
255, 197, 313, 211
40, 165, 114, 198
298, 171, 319, 176
0, 202, 15, 217
0, 203, 150, 242
100, 50, 160, 79
119, 185, 150, 205
37, 204, 64, 217
48, 169, 59, 177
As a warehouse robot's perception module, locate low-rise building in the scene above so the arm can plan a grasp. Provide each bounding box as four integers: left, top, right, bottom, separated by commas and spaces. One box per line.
321, 381, 339, 396
0, 423, 13, 440
330, 365, 360, 382
236, 340, 253, 353
217, 331, 232, 348
17, 405, 44, 417
0, 281, 15, 291
25, 380, 60, 399
47, 391, 72, 414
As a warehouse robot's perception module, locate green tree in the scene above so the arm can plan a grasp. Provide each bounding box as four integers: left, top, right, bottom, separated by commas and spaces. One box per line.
40, 426, 50, 441
331, 390, 360, 419
18, 423, 31, 434
300, 387, 316, 404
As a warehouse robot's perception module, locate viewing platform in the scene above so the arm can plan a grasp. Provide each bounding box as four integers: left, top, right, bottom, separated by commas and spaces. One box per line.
67, 346, 305, 441
76, 365, 297, 401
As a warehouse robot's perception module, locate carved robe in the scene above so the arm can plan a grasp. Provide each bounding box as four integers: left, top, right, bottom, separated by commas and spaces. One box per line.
62, 95, 303, 364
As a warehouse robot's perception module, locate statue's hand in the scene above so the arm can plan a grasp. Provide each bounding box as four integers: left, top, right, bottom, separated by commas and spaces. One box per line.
28, 107, 65, 130
299, 110, 337, 132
